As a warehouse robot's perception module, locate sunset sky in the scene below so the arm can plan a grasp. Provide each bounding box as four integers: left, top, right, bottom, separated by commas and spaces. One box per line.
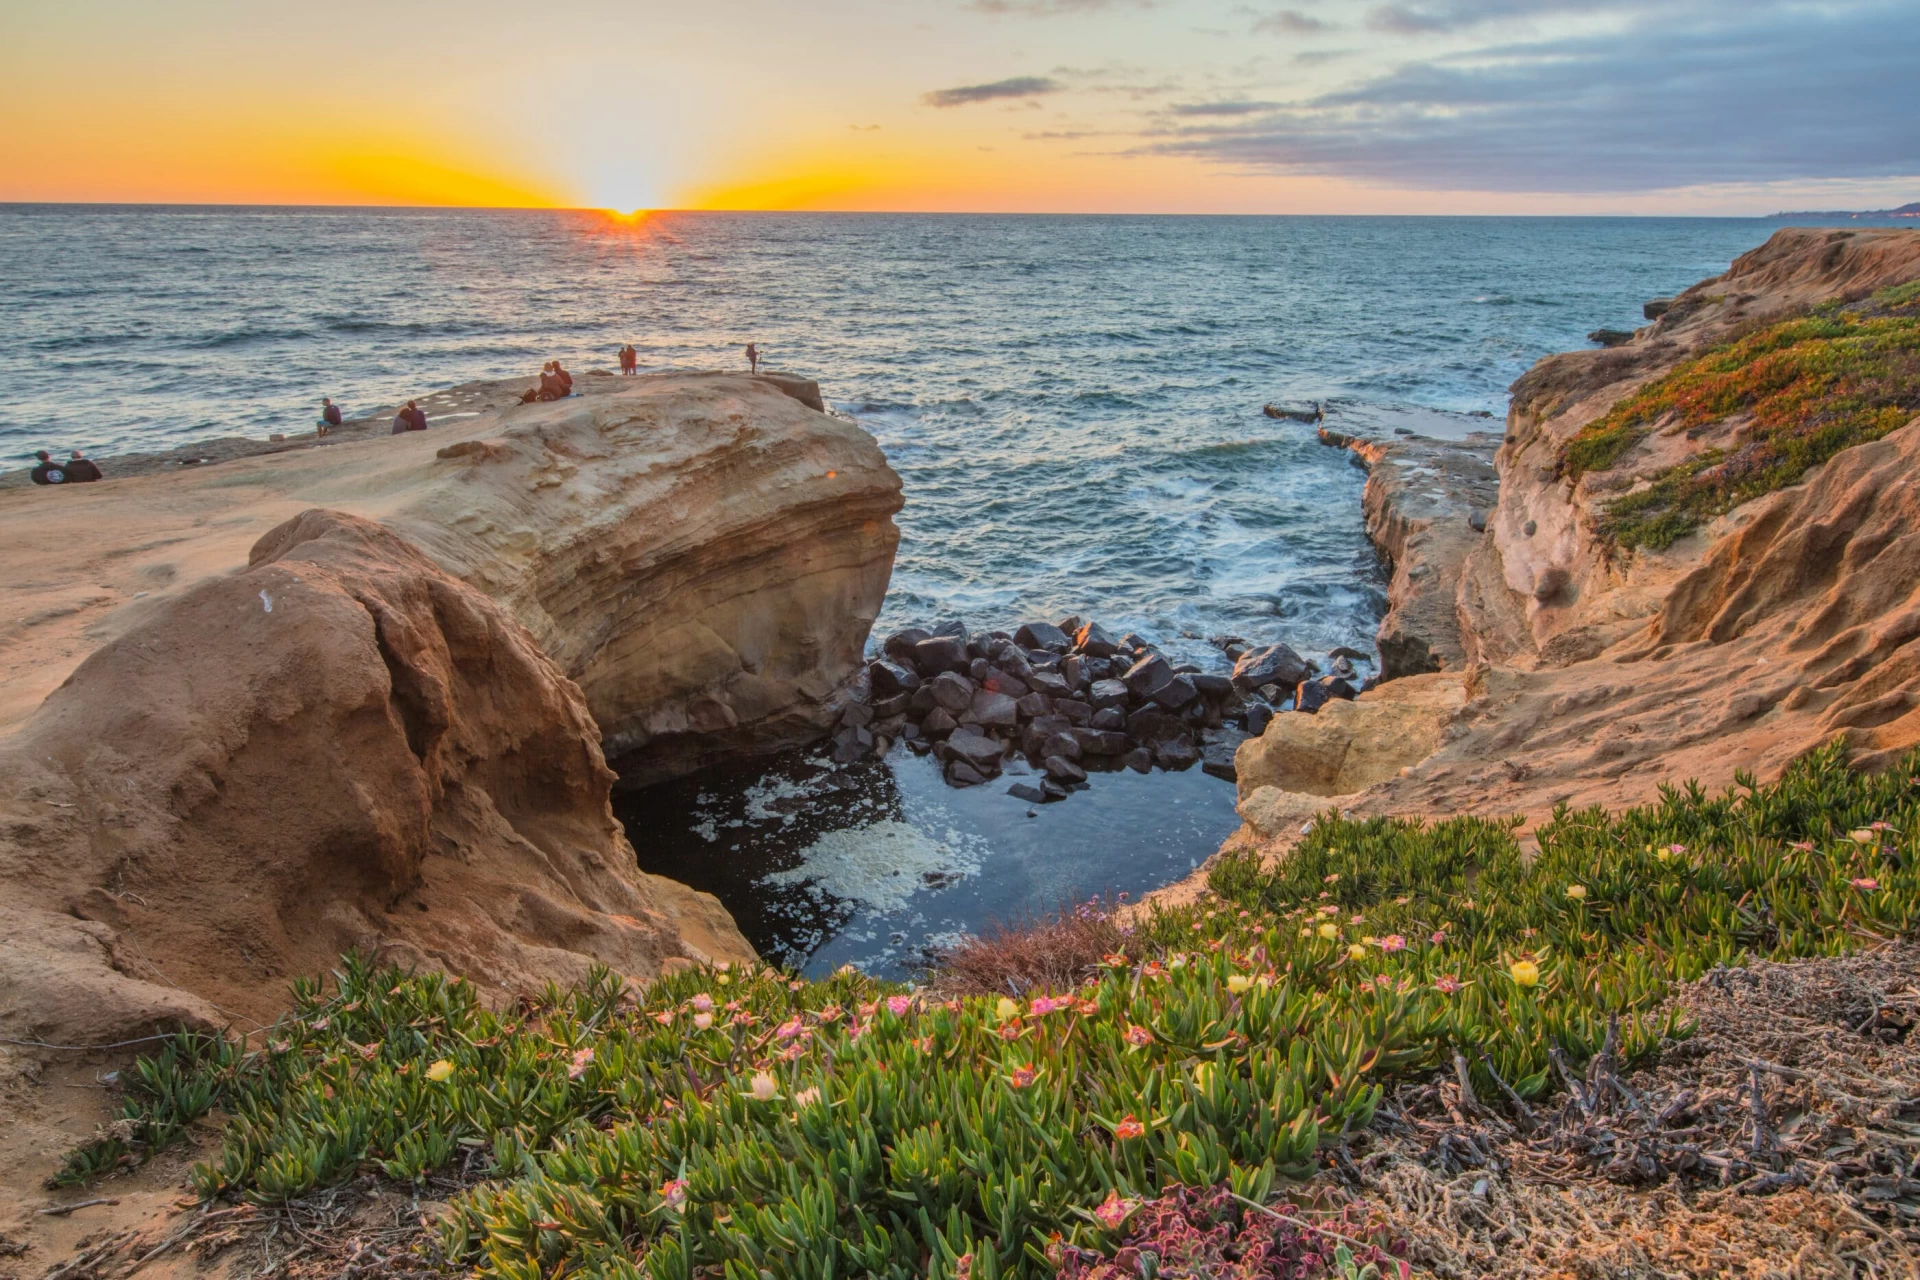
4, 0, 1916, 214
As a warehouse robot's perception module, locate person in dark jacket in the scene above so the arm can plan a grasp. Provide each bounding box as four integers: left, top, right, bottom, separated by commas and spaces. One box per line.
391, 400, 428, 434
319, 397, 343, 436
64, 450, 103, 482
28, 450, 67, 485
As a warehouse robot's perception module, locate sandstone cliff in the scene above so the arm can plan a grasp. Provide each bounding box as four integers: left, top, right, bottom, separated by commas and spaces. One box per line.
0, 372, 903, 783
1218, 227, 1920, 857
0, 511, 755, 1047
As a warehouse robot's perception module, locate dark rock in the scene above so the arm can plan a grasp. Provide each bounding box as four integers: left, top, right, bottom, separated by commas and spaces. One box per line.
1295, 675, 1357, 714
1044, 755, 1088, 783
969, 657, 991, 683
1060, 655, 1089, 691
1154, 735, 1199, 770
1041, 777, 1071, 800
1123, 653, 1174, 698
1076, 728, 1129, 756
900, 722, 922, 741
1119, 632, 1152, 652
1028, 670, 1072, 699
1468, 508, 1488, 533
1329, 646, 1369, 662
907, 736, 933, 755
1007, 782, 1049, 804
1122, 747, 1153, 774
1016, 692, 1054, 720
1223, 642, 1249, 661
1074, 621, 1119, 657
1125, 706, 1184, 744
1523, 519, 1537, 537
1172, 662, 1202, 675
881, 630, 931, 666
947, 760, 986, 787
1040, 732, 1083, 762
1091, 706, 1126, 731
831, 725, 873, 764
1232, 643, 1310, 694
1643, 297, 1674, 320
913, 635, 970, 675
1190, 672, 1233, 700
928, 671, 975, 714
1200, 729, 1248, 782
1330, 655, 1356, 680
1022, 714, 1073, 757
872, 692, 912, 719
929, 619, 967, 639
945, 732, 1005, 774
868, 658, 921, 696
840, 702, 874, 729
968, 632, 996, 660
1151, 674, 1199, 712
1054, 698, 1092, 725
966, 691, 1020, 728
1088, 678, 1130, 710
1057, 615, 1082, 637
921, 708, 957, 738
1588, 328, 1635, 347
983, 668, 1030, 698
1014, 621, 1072, 652
909, 685, 938, 715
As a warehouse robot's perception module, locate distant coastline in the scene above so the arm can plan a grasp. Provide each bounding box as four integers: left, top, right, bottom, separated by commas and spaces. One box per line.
1771, 200, 1920, 219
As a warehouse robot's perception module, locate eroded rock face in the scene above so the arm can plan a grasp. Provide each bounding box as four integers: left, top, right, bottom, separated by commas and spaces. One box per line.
390, 374, 904, 785
1233, 673, 1468, 801
0, 511, 754, 1046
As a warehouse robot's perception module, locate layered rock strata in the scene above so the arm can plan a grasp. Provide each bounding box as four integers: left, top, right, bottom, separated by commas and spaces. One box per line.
0, 511, 756, 1047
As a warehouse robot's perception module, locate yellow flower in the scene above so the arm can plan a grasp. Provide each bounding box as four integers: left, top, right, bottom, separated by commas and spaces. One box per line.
425, 1059, 454, 1082
1317, 922, 1339, 940
1347, 943, 1368, 962
995, 997, 1019, 1022
1226, 974, 1253, 995
1565, 884, 1587, 900
1510, 959, 1540, 987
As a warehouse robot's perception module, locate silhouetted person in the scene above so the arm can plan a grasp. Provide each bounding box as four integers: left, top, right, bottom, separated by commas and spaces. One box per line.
64, 450, 102, 483
391, 400, 427, 434
619, 344, 637, 374
28, 450, 68, 485
553, 361, 573, 395
745, 342, 760, 374
319, 397, 343, 436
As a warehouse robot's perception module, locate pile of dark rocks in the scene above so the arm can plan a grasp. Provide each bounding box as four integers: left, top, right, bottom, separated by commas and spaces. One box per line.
827, 615, 1370, 803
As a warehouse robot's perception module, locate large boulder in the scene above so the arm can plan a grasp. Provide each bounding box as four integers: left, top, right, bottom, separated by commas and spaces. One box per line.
0, 511, 754, 1047
1231, 644, 1311, 694
1233, 672, 1467, 799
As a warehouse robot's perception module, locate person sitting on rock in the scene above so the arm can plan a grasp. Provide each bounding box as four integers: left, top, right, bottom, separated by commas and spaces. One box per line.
28, 450, 68, 485
552, 361, 573, 396
318, 397, 343, 436
64, 450, 103, 482
391, 400, 428, 434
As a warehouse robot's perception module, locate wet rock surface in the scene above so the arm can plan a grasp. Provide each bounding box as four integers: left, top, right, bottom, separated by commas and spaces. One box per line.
827, 615, 1379, 803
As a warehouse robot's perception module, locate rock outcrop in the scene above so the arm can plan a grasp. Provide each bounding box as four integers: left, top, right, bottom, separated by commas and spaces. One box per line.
0, 511, 754, 1046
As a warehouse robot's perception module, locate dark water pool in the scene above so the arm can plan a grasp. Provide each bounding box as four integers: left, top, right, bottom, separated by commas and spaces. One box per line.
616, 744, 1242, 980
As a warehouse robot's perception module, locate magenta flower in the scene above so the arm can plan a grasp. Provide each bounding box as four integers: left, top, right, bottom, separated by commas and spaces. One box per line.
775, 1016, 805, 1041
1853, 877, 1880, 890
1430, 930, 1446, 945
1380, 934, 1408, 953
886, 995, 912, 1017
1092, 1191, 1138, 1229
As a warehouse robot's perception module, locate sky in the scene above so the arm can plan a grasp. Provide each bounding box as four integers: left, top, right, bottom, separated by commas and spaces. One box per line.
3, 0, 1917, 214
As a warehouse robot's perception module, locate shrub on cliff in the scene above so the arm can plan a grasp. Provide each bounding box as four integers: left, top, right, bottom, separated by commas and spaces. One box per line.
60, 743, 1919, 1279
1559, 282, 1920, 551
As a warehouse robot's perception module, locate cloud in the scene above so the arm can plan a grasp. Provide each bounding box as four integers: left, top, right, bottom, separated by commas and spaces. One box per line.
1251, 9, 1327, 34
922, 77, 1065, 108
1168, 100, 1282, 116
1139, 2, 1920, 193
969, 0, 1154, 13
1364, 1, 1588, 34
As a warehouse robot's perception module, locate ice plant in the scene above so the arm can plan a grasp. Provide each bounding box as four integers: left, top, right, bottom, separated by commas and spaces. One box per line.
747, 1071, 777, 1102
1113, 1114, 1145, 1140
1510, 959, 1541, 987
1226, 973, 1253, 994
886, 994, 912, 1016
658, 1179, 688, 1213
1317, 922, 1339, 940
1007, 1064, 1038, 1089
691, 993, 713, 1013
1091, 1191, 1138, 1230
1565, 884, 1587, 900
1853, 877, 1880, 890
1435, 973, 1461, 994
1379, 934, 1407, 953
793, 1087, 822, 1108
568, 1046, 594, 1080
1851, 828, 1878, 844
995, 997, 1019, 1022
692, 1011, 713, 1031
424, 1059, 453, 1082
1346, 943, 1368, 962
1123, 1023, 1153, 1049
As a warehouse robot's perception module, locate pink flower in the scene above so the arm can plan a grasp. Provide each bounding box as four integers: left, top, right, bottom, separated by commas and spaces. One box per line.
1379, 934, 1408, 953
886, 995, 913, 1017
1008, 1064, 1038, 1089
652, 1011, 674, 1025
1870, 821, 1895, 831
1101, 953, 1129, 968
1113, 1114, 1145, 1140
1853, 877, 1880, 890
997, 1021, 1024, 1042
1123, 1024, 1153, 1048
658, 1178, 689, 1212
788, 980, 803, 991
1030, 996, 1062, 1016
358, 1042, 379, 1061
1788, 841, 1814, 852
1073, 998, 1100, 1016
1667, 844, 1687, 855
817, 1003, 844, 1023
1092, 1191, 1138, 1230
775, 1016, 805, 1041
568, 1046, 595, 1079
1430, 931, 1446, 945
691, 993, 714, 1013
1435, 974, 1461, 994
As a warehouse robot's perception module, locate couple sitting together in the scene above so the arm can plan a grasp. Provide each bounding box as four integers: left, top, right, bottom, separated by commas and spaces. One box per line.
519, 361, 573, 403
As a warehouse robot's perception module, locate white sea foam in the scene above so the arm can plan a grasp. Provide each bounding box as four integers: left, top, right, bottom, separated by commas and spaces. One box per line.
764, 820, 983, 916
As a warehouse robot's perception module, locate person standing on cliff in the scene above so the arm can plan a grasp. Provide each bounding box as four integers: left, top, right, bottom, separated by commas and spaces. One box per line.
745, 342, 760, 374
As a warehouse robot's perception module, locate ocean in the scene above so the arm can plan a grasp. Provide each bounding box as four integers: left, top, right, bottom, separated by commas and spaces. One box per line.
0, 206, 1820, 974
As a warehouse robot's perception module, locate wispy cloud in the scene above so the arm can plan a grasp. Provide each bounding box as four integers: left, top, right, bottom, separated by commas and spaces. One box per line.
1250, 9, 1327, 34
969, 0, 1155, 13
1168, 100, 1282, 116
1140, 2, 1920, 193
923, 77, 1065, 108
